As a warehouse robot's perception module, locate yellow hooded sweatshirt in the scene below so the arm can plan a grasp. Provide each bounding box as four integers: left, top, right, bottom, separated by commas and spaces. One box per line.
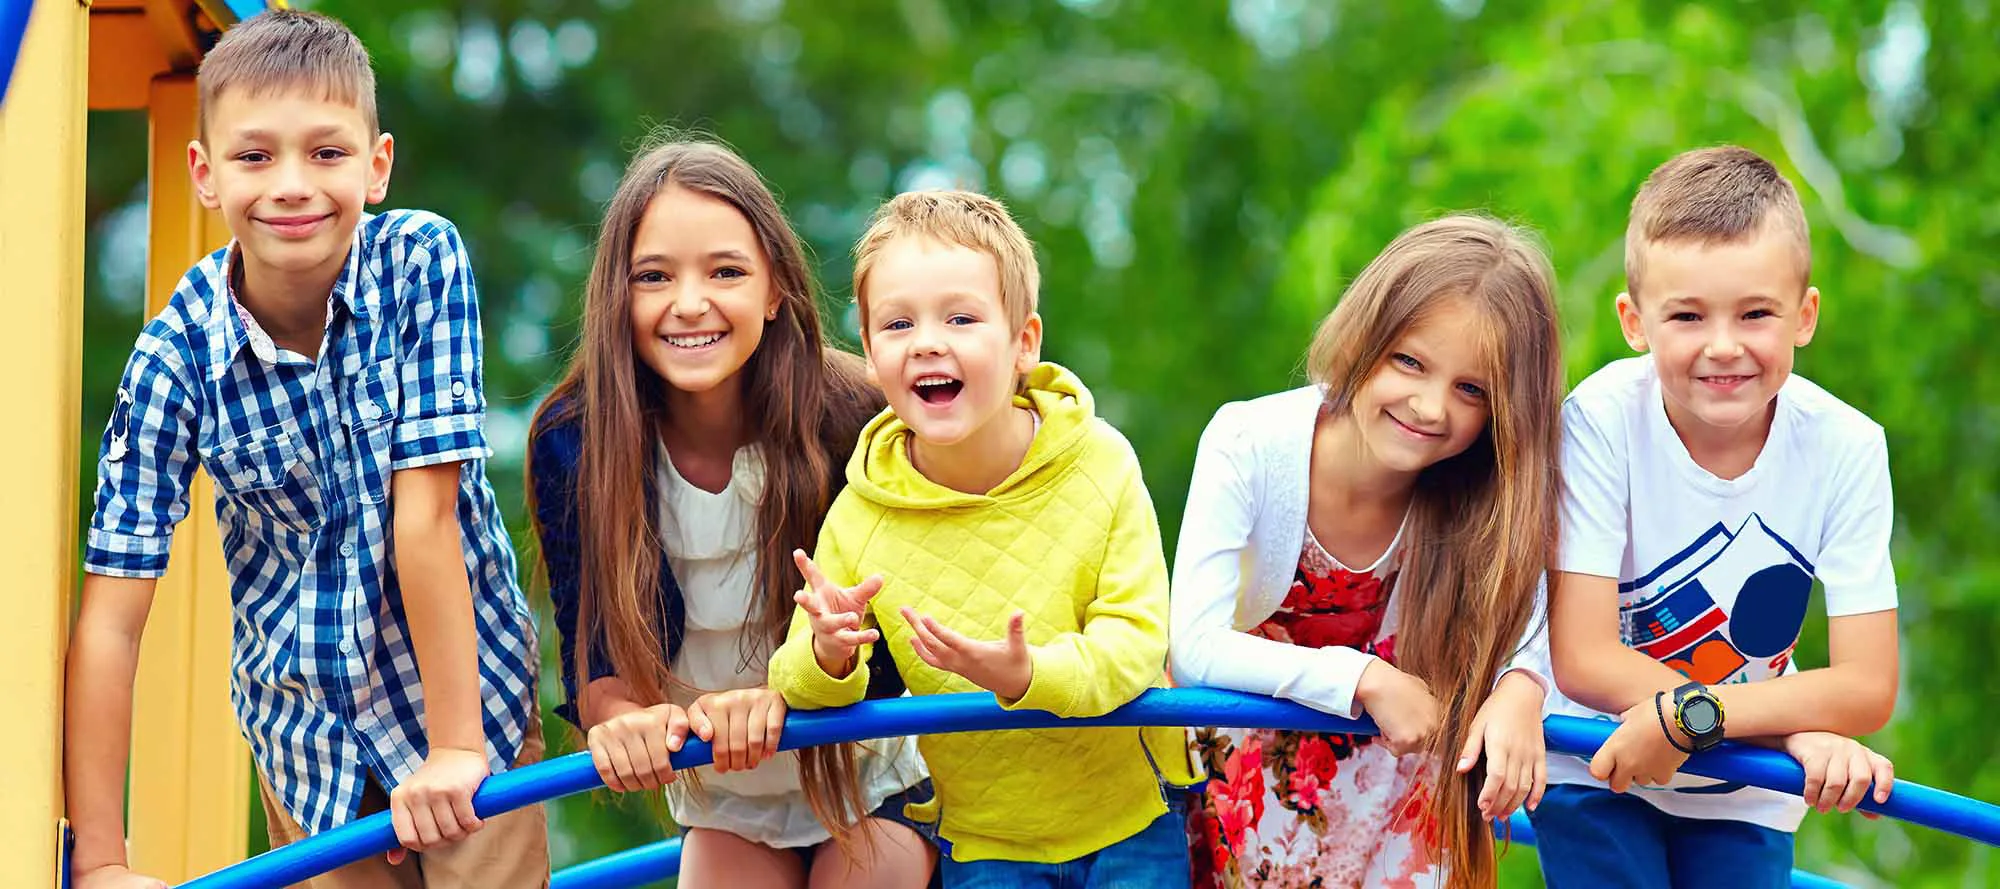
768, 362, 1198, 863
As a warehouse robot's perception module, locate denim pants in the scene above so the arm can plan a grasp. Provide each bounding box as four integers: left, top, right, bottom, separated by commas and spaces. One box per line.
1525, 783, 1793, 889
941, 794, 1191, 889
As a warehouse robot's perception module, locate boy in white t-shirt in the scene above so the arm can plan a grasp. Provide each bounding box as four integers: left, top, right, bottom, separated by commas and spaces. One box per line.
1533, 145, 1901, 889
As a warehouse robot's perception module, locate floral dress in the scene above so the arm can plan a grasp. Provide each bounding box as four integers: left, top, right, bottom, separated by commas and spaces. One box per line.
1187, 528, 1443, 889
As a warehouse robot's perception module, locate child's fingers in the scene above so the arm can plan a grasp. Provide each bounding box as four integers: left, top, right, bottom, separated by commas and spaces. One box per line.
665, 706, 690, 754
1527, 758, 1547, 812
447, 793, 483, 838
1871, 754, 1895, 804
1455, 723, 1486, 774
408, 795, 444, 849
690, 704, 715, 743
587, 730, 623, 792
902, 607, 951, 654
385, 848, 407, 866
764, 695, 787, 758
917, 613, 970, 652
390, 792, 419, 850
907, 632, 945, 670
639, 723, 676, 788
744, 696, 771, 768
1005, 611, 1028, 648
727, 703, 752, 772
846, 575, 884, 608
792, 550, 826, 592
1819, 752, 1850, 813
1800, 755, 1826, 808
604, 733, 639, 792
428, 795, 465, 844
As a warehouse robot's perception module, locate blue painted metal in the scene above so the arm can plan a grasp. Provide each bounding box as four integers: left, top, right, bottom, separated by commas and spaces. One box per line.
0, 0, 31, 108
175, 689, 1995, 888
548, 839, 681, 889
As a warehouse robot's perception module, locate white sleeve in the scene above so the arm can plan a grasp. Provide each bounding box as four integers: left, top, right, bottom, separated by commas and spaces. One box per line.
1816, 425, 1897, 616
1558, 398, 1629, 579
1169, 404, 1378, 719
1498, 575, 1552, 699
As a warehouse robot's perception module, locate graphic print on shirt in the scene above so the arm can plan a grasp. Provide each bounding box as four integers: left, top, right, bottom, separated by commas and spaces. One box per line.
1619, 513, 1816, 687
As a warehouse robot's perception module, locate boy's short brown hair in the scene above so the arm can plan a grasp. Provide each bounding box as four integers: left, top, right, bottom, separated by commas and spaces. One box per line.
1625, 145, 1810, 298
197, 10, 378, 139
852, 190, 1040, 334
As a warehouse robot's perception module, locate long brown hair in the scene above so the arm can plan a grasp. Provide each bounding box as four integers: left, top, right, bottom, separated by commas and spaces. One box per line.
525, 135, 882, 842
1306, 215, 1563, 888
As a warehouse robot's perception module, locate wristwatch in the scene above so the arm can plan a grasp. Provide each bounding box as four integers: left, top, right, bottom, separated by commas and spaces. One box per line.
1670, 681, 1726, 752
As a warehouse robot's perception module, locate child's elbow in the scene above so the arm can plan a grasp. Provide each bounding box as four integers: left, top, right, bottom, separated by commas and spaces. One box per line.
1849, 678, 1898, 736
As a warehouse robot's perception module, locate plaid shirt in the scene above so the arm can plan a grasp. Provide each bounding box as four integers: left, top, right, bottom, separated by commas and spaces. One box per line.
84, 210, 538, 834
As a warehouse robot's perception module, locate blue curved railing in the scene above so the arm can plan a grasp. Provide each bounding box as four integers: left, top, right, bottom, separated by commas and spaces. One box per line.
545, 820, 1853, 889
174, 688, 2000, 888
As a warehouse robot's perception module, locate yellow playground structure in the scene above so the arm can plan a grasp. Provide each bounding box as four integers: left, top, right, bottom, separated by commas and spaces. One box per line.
3, 1, 276, 886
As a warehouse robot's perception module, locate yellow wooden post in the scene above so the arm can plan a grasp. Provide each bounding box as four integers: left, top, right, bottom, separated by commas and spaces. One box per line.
127, 71, 252, 881
0, 0, 89, 886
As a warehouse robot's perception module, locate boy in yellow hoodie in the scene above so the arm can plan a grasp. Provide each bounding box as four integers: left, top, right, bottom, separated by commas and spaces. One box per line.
767, 190, 1197, 887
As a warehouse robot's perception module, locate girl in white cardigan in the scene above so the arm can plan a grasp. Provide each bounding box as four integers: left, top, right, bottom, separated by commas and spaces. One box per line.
1171, 216, 1564, 889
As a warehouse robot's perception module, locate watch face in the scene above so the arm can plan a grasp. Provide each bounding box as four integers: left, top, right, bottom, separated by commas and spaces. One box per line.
1683, 698, 1720, 734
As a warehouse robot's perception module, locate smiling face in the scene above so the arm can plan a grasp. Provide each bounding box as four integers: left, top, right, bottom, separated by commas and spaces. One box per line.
191, 88, 391, 294
1617, 218, 1819, 447
860, 236, 1041, 449
1348, 296, 1497, 477
626, 184, 781, 399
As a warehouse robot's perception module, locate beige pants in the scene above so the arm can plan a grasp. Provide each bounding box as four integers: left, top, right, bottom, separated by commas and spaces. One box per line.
259, 712, 551, 889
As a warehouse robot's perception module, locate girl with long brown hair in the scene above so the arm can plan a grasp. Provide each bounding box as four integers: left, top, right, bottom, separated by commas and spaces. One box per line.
1169, 215, 1565, 888
527, 136, 936, 888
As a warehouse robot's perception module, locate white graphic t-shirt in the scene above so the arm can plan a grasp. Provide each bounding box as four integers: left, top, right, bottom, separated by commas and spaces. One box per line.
1544, 356, 1898, 832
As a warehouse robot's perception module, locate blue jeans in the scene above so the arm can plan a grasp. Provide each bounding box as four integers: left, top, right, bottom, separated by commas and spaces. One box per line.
1526, 784, 1793, 889
941, 796, 1191, 889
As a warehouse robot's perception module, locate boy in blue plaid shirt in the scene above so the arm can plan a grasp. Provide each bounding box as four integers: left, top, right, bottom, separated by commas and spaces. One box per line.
63, 11, 546, 889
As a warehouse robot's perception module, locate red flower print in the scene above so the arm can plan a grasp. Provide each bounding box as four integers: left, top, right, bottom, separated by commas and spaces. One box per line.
1212, 739, 1267, 855
1373, 634, 1399, 667
1390, 782, 1443, 857
1288, 611, 1386, 649
1287, 735, 1340, 810
1329, 570, 1386, 611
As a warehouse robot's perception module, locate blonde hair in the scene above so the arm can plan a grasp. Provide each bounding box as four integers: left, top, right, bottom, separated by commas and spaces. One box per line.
1625, 145, 1809, 299
852, 190, 1040, 334
1308, 215, 1565, 889
197, 9, 378, 139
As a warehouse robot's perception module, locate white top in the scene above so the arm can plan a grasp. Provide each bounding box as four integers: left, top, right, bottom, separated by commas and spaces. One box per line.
1545, 356, 1898, 832
1168, 385, 1550, 720
656, 443, 927, 848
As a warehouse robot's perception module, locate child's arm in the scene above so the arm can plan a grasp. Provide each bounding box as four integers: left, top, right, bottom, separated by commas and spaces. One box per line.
768, 507, 877, 710
1168, 408, 1381, 719
70, 349, 200, 887
388, 462, 490, 854
65, 575, 169, 889
380, 220, 504, 856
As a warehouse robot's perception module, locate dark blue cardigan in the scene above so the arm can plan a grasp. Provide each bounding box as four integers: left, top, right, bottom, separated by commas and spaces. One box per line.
531, 408, 902, 727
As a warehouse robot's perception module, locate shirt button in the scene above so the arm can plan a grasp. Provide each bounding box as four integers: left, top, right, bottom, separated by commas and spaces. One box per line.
339, 638, 355, 655
360, 402, 381, 421
450, 380, 468, 399
339, 542, 355, 557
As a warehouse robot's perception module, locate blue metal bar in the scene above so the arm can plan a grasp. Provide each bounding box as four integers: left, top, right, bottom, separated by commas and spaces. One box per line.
548, 839, 681, 889
539, 814, 1855, 889
176, 688, 1998, 888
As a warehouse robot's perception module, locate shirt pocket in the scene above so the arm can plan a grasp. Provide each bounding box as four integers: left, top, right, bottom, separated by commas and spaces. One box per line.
348, 362, 400, 505
209, 422, 322, 537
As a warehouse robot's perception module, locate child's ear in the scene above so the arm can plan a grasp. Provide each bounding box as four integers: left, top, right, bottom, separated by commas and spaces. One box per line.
1794, 286, 1820, 347
1614, 292, 1649, 353
366, 132, 396, 205
188, 141, 221, 210
1014, 312, 1044, 374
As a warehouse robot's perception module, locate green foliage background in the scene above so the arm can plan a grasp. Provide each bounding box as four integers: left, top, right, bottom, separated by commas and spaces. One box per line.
75, 1, 1997, 885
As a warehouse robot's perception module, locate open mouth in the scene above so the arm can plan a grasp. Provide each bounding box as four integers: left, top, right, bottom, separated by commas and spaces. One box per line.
913, 374, 964, 405
665, 332, 726, 350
